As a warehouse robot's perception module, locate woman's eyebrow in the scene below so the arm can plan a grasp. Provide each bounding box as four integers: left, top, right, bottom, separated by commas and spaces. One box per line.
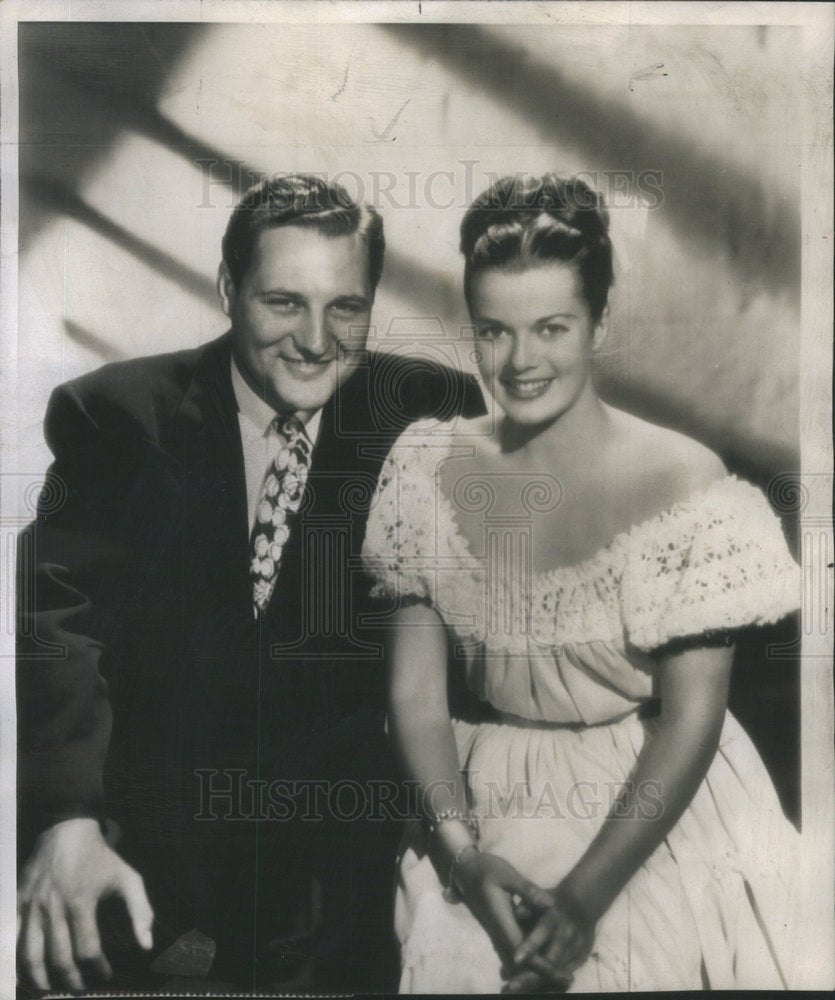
537, 312, 577, 322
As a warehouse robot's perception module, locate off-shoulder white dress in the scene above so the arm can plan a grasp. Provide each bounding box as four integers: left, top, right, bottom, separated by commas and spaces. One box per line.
362, 418, 802, 993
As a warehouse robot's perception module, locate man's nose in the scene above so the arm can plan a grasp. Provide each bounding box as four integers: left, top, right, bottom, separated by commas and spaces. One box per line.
295, 311, 331, 357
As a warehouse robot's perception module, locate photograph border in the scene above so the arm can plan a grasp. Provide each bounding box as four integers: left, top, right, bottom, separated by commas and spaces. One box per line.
1, 2, 832, 994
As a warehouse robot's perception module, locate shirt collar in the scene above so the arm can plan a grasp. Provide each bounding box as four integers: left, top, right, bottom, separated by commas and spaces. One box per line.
230, 355, 322, 444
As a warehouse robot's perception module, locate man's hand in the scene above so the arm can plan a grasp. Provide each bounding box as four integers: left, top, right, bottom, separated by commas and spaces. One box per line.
17, 817, 154, 992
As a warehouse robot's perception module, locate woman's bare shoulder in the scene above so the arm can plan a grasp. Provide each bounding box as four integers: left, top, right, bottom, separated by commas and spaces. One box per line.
605, 407, 727, 505
445, 412, 503, 461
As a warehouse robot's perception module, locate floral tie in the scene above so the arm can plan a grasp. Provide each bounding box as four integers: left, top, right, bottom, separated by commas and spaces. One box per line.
249, 414, 312, 615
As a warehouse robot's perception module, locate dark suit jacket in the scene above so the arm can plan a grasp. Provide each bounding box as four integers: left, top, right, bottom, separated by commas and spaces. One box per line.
17, 331, 484, 877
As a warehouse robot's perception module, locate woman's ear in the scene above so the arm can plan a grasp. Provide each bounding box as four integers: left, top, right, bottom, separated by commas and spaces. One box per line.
592, 306, 610, 353
217, 262, 236, 318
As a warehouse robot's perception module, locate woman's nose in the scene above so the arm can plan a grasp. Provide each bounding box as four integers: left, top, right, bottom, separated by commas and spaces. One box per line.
508, 333, 534, 371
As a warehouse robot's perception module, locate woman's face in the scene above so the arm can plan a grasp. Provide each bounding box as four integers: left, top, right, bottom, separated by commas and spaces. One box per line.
469, 261, 606, 427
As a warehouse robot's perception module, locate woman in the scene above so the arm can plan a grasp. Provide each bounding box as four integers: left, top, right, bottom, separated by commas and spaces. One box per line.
362, 174, 801, 992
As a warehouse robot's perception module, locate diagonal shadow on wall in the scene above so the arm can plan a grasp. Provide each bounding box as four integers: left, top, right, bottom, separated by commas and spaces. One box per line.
22, 173, 217, 304
18, 22, 212, 251
380, 24, 800, 300
19, 21, 799, 490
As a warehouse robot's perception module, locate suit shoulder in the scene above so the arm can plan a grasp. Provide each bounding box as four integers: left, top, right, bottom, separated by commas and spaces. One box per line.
47, 339, 223, 450
61, 343, 205, 407
365, 350, 484, 423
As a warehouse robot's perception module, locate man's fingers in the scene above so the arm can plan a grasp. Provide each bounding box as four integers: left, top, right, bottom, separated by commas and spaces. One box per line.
117, 867, 154, 950
67, 902, 112, 980
19, 906, 50, 991
44, 901, 85, 992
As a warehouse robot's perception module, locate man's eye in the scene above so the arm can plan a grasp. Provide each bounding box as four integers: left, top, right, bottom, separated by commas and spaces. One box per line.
330, 302, 364, 317
542, 323, 568, 337
264, 297, 301, 313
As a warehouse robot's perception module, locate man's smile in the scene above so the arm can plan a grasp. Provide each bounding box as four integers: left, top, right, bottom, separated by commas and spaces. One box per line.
278, 354, 335, 374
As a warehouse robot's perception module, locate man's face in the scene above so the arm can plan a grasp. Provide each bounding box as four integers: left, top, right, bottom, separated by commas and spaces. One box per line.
219, 226, 373, 418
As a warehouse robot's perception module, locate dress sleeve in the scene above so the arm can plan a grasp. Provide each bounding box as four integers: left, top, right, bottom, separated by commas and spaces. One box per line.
621, 476, 801, 653
362, 423, 443, 606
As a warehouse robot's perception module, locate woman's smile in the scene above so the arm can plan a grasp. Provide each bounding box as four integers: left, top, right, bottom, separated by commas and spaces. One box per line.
500, 375, 556, 399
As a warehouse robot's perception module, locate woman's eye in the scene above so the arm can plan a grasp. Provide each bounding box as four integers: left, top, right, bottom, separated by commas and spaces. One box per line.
476, 326, 507, 340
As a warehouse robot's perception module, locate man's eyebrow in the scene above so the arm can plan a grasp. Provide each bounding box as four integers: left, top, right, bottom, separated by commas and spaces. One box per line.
330, 294, 372, 306
259, 288, 305, 298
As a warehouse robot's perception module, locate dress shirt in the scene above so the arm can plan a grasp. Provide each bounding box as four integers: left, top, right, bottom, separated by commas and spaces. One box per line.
230, 356, 322, 533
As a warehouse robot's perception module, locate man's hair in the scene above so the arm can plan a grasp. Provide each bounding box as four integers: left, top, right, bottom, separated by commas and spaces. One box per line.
460, 172, 614, 322
222, 173, 385, 291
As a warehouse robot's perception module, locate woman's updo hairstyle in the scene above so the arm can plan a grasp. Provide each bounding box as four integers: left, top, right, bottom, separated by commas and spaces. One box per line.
461, 173, 614, 322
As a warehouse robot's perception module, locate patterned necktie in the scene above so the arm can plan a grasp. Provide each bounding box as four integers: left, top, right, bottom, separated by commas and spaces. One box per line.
249, 414, 312, 615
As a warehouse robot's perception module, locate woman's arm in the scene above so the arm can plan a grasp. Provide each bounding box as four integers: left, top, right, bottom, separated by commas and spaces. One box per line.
387, 603, 556, 970
507, 643, 734, 990
387, 603, 468, 821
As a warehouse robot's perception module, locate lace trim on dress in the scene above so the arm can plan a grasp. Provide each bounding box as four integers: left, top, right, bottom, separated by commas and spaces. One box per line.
363, 419, 459, 605
361, 420, 801, 654
619, 478, 800, 650
650, 627, 741, 658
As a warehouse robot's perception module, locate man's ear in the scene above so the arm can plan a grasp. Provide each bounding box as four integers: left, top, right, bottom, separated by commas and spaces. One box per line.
592, 306, 610, 353
217, 262, 237, 318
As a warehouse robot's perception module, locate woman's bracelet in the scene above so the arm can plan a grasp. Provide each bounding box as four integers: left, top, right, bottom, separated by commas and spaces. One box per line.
442, 842, 480, 903
425, 806, 480, 844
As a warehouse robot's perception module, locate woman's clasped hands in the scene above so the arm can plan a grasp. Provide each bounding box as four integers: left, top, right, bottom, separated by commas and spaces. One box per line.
449, 847, 596, 993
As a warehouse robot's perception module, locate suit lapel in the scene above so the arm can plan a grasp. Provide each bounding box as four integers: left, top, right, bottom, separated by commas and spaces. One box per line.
172, 334, 253, 631
262, 364, 380, 637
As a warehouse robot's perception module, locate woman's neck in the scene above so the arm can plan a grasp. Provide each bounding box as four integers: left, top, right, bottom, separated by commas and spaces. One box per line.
498, 383, 610, 468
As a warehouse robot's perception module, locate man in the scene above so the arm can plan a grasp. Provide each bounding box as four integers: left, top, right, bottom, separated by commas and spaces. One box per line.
17, 174, 484, 993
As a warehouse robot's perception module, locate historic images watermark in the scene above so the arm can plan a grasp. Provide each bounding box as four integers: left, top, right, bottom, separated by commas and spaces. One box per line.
193, 769, 664, 824
195, 162, 666, 213
6, 472, 69, 659
766, 471, 833, 661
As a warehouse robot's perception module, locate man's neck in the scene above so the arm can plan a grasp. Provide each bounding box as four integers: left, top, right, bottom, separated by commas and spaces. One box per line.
229, 354, 322, 442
